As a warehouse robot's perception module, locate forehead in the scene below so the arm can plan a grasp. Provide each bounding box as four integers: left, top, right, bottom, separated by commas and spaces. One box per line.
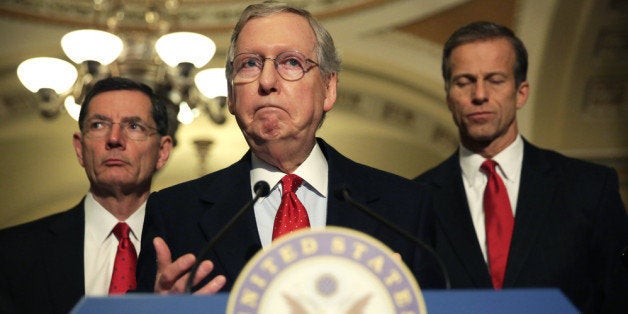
87, 90, 153, 119
450, 38, 516, 74
236, 12, 316, 54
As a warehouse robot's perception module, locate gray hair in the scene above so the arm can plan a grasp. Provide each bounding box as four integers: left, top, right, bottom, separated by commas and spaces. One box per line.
225, 1, 341, 85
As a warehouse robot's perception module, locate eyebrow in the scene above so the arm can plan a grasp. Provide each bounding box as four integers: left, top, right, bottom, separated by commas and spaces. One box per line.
87, 114, 145, 123
451, 74, 476, 82
86, 114, 112, 122
452, 72, 509, 80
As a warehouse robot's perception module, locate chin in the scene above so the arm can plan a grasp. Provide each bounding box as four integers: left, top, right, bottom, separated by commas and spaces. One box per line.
251, 126, 284, 141
465, 129, 499, 144
98, 173, 134, 185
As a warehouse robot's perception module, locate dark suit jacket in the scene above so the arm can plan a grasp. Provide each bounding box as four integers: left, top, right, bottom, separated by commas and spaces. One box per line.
0, 202, 85, 314
137, 139, 435, 292
415, 140, 628, 313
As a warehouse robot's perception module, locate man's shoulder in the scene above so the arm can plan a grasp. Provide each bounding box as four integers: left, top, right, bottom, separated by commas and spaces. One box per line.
322, 141, 426, 200
324, 141, 416, 184
153, 170, 222, 195
152, 155, 249, 198
0, 205, 82, 247
524, 142, 617, 177
413, 153, 458, 184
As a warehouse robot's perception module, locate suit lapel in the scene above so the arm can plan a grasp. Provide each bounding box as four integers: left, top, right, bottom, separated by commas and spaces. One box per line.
196, 154, 263, 282
432, 154, 493, 287
322, 140, 381, 235
326, 179, 381, 234
504, 141, 556, 286
44, 203, 85, 311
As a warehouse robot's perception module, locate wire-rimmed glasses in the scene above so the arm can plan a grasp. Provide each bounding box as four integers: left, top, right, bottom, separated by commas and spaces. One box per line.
232, 51, 319, 83
83, 118, 157, 141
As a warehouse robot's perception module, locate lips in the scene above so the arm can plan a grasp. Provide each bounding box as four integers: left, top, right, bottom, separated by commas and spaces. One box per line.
103, 158, 128, 166
254, 103, 286, 118
255, 103, 281, 111
467, 111, 493, 120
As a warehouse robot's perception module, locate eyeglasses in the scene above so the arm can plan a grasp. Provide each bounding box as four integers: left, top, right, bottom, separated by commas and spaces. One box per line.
83, 119, 158, 141
232, 51, 319, 83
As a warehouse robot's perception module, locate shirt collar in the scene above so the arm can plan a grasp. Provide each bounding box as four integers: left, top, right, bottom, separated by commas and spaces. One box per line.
250, 142, 329, 197
84, 192, 146, 243
459, 134, 523, 186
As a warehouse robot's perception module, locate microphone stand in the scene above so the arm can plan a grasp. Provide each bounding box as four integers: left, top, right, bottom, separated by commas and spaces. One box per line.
184, 181, 270, 293
337, 187, 451, 290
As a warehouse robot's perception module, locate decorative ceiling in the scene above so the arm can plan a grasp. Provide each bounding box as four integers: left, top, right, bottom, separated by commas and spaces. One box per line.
0, 0, 626, 229
0, 0, 391, 32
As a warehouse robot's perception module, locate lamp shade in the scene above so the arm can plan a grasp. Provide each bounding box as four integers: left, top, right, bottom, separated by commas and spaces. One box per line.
156, 32, 216, 68
17, 57, 78, 94
64, 96, 81, 121
177, 101, 195, 124
61, 29, 123, 65
194, 68, 228, 98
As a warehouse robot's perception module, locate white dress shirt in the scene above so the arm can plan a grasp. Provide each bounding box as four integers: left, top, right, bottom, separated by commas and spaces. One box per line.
459, 134, 523, 263
251, 142, 329, 248
83, 192, 145, 295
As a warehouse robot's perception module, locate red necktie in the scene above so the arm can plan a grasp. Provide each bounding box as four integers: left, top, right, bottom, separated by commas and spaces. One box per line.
481, 160, 514, 290
272, 174, 310, 240
109, 222, 137, 294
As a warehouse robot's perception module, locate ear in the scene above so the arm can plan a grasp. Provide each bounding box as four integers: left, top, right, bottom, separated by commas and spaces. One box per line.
446, 94, 454, 112
156, 135, 173, 171
227, 82, 236, 115
72, 132, 85, 168
323, 73, 338, 112
516, 81, 529, 110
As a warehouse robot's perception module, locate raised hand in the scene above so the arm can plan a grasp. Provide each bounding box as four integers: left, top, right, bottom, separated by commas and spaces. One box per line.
153, 237, 227, 294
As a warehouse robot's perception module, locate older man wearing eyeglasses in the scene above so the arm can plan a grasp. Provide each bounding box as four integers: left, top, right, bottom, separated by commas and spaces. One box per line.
0, 77, 173, 313
136, 1, 435, 294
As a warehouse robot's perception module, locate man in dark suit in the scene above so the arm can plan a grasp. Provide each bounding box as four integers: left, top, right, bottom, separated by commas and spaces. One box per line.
136, 2, 433, 294
415, 21, 628, 313
0, 77, 173, 313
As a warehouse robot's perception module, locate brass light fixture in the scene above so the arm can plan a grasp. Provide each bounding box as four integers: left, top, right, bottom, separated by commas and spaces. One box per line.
16, 0, 229, 141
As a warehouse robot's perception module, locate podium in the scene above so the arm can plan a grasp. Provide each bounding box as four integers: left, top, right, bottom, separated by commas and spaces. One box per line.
72, 288, 579, 313
71, 229, 580, 313
421, 289, 579, 313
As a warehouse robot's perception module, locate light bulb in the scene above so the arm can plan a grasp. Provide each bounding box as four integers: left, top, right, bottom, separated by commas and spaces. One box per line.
64, 96, 81, 121
194, 68, 228, 98
177, 102, 195, 124
17, 57, 78, 94
61, 29, 123, 65
156, 32, 216, 68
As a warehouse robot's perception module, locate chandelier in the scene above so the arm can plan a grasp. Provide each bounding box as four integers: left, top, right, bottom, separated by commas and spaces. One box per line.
15, 0, 229, 138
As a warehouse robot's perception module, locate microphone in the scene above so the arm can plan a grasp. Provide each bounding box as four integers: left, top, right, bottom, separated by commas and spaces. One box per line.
335, 186, 451, 290
185, 180, 270, 293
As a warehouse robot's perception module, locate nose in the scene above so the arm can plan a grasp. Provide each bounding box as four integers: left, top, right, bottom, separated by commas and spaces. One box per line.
472, 81, 488, 105
258, 58, 279, 94
106, 123, 124, 148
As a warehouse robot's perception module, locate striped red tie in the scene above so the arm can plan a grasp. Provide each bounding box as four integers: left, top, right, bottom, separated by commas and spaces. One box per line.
272, 174, 310, 240
481, 160, 514, 289
109, 222, 137, 294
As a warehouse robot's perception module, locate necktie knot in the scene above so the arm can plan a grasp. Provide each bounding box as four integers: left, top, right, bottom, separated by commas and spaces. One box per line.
281, 174, 303, 195
112, 222, 131, 241
272, 174, 310, 240
481, 159, 498, 175
481, 160, 505, 192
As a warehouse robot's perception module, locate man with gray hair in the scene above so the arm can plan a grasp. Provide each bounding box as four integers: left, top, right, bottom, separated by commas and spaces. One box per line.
0, 77, 173, 313
136, 1, 434, 294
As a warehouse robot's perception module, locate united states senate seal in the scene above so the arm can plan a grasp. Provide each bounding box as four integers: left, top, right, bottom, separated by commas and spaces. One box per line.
227, 226, 426, 313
